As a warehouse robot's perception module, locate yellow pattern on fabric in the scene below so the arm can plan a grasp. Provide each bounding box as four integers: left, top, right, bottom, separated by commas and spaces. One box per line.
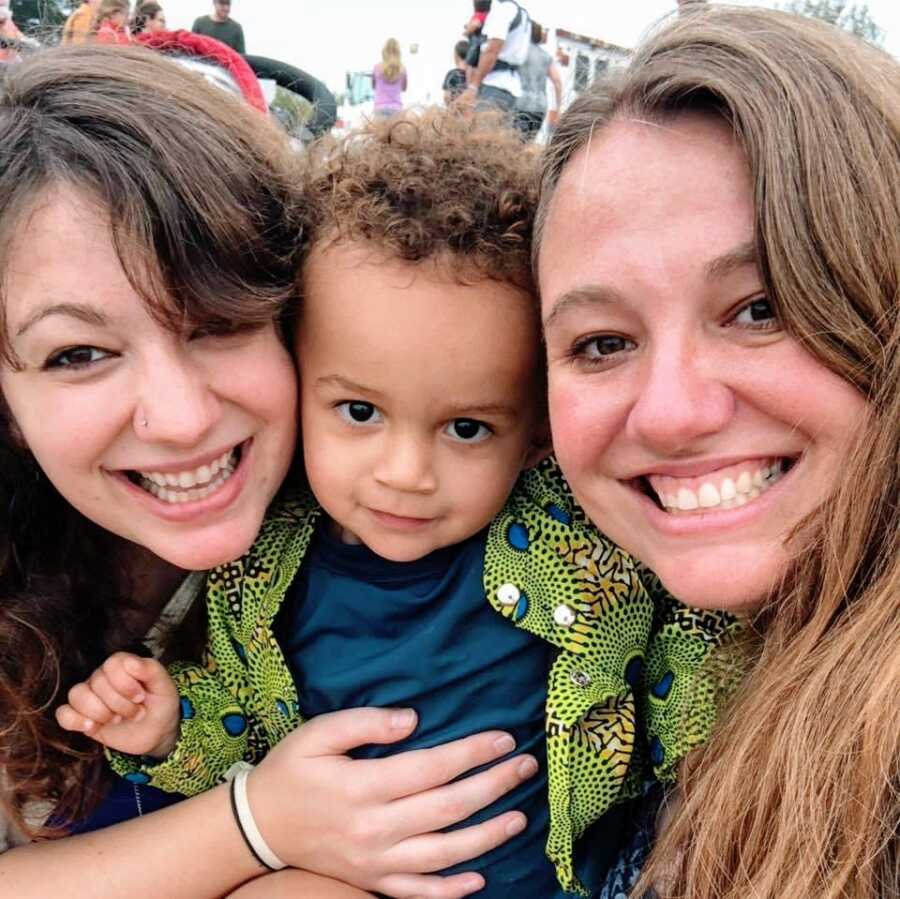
108, 459, 740, 895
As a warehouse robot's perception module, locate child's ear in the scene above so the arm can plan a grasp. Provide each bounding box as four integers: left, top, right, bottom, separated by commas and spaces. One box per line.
522, 417, 552, 470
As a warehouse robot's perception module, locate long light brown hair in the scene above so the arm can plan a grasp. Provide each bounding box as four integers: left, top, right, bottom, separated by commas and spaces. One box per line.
0, 45, 303, 837
537, 7, 899, 898
380, 37, 403, 82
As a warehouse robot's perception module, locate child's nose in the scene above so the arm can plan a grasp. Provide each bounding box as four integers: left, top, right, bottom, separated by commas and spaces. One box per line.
373, 433, 438, 495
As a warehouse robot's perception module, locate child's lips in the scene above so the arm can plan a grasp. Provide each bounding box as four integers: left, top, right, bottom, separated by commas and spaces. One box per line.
368, 508, 435, 530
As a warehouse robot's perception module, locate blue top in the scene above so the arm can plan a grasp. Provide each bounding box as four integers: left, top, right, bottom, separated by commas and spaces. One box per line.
68, 778, 184, 835
275, 524, 627, 897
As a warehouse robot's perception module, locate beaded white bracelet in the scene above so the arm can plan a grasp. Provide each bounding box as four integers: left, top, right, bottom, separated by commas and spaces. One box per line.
230, 766, 288, 871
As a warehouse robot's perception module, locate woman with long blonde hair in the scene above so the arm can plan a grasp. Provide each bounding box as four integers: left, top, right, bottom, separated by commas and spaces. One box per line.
372, 37, 407, 118
536, 6, 898, 898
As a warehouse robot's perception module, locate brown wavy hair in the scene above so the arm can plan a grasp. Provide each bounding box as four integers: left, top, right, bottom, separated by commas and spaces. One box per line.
0, 45, 303, 837
299, 108, 539, 295
537, 7, 899, 898
131, 1, 163, 34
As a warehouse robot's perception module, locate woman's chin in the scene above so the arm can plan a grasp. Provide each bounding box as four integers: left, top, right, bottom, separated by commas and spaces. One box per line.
144, 527, 259, 573
648, 546, 783, 613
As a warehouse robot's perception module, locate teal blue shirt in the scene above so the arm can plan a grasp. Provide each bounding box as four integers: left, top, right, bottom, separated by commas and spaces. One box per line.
275, 524, 625, 896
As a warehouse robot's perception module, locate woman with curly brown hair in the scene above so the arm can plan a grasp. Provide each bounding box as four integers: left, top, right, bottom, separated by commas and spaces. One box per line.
0, 47, 532, 899
537, 6, 898, 898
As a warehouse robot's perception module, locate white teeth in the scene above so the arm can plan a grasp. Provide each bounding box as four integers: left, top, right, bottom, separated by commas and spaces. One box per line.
698, 483, 720, 508
652, 458, 789, 516
677, 488, 699, 511
135, 447, 239, 504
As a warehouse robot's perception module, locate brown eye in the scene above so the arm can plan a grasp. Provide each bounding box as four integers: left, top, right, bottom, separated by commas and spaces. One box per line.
45, 346, 110, 369
336, 401, 382, 424
445, 418, 491, 443
733, 297, 779, 330
575, 334, 636, 360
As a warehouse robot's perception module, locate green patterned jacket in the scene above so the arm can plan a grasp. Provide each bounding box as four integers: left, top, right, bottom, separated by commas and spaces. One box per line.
112, 459, 738, 895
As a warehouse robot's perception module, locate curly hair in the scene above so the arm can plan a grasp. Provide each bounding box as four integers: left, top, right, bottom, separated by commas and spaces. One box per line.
298, 108, 540, 296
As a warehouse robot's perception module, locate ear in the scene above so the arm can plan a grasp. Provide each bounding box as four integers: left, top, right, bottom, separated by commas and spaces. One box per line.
522, 416, 552, 471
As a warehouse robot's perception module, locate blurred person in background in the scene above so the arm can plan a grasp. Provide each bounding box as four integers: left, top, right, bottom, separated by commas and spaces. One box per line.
460, 0, 531, 118
192, 0, 244, 54
62, 0, 100, 45
514, 20, 562, 141
372, 37, 407, 119
443, 39, 470, 106
0, 3, 24, 63
92, 0, 131, 45
462, 0, 488, 79
131, 1, 166, 35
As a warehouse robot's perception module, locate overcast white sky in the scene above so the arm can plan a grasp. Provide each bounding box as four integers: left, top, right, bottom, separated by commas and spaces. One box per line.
162, 1, 900, 103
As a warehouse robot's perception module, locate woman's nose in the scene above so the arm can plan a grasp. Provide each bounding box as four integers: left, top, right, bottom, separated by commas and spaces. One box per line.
133, 351, 221, 446
626, 344, 734, 454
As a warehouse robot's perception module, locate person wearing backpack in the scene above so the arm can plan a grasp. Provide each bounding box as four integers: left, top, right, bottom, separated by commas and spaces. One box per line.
459, 0, 530, 117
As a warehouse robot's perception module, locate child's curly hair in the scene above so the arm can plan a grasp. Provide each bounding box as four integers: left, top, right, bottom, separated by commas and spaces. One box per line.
299, 108, 540, 292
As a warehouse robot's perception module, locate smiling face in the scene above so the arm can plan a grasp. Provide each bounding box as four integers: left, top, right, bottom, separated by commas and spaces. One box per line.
297, 242, 547, 562
539, 114, 867, 610
0, 187, 297, 571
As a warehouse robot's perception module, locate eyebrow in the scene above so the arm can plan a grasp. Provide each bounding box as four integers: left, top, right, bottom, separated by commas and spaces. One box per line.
543, 284, 623, 330
704, 241, 759, 280
543, 242, 760, 330
14, 303, 110, 339
442, 401, 518, 420
316, 374, 384, 398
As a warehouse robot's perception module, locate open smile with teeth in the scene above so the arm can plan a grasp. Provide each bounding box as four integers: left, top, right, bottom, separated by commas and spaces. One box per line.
641, 457, 793, 514
129, 447, 240, 504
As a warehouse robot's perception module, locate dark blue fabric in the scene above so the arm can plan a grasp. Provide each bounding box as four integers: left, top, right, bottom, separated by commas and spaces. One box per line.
68, 778, 185, 835
275, 524, 626, 897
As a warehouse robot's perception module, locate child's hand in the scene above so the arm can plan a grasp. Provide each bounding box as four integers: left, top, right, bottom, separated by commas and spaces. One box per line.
55, 652, 180, 759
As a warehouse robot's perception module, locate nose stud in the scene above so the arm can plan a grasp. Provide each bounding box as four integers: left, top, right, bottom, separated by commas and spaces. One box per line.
140, 418, 149, 428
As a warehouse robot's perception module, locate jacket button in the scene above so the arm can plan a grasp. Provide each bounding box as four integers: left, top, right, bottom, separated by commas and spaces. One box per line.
569, 670, 591, 688
553, 604, 576, 627
496, 583, 521, 606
